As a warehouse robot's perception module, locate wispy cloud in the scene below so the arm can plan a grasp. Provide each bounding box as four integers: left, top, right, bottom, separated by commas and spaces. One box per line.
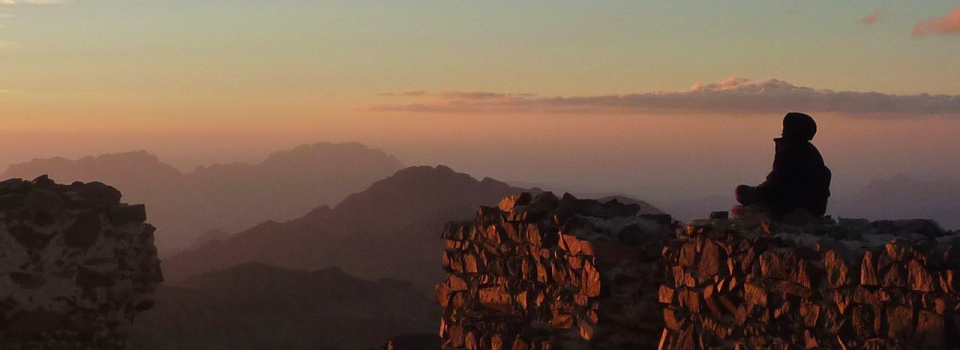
378, 90, 428, 97
913, 5, 960, 36
368, 77, 960, 117
377, 90, 537, 99
0, 40, 16, 49
0, 0, 72, 5
860, 11, 880, 25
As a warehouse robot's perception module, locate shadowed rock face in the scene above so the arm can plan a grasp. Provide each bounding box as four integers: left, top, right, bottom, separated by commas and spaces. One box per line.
0, 176, 162, 350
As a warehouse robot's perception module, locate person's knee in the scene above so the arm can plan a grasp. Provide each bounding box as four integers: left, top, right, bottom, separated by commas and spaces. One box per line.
735, 185, 756, 205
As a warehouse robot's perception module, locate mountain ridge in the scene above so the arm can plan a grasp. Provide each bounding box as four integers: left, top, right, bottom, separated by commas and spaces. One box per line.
162, 165, 526, 292
163, 164, 668, 294
1, 142, 405, 254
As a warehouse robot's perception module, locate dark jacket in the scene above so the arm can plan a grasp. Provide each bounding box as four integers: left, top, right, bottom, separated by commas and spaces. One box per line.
756, 138, 832, 217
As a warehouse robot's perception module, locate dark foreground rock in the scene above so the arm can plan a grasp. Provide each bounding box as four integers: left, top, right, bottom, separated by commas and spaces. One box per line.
0, 176, 162, 349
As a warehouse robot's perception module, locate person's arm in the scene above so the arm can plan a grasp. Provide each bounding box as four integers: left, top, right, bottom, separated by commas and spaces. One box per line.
757, 145, 796, 194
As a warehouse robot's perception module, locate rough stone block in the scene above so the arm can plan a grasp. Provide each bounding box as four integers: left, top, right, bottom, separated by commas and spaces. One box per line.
0, 176, 162, 350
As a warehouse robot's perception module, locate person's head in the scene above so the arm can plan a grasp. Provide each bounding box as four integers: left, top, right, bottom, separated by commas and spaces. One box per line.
781, 112, 817, 141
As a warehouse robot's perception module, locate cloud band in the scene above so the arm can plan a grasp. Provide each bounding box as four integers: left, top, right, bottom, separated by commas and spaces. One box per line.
369, 78, 960, 117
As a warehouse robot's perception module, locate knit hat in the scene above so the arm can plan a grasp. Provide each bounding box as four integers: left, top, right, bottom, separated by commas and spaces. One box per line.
782, 112, 817, 141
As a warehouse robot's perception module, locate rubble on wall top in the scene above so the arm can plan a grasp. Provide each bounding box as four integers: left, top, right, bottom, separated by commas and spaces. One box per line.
685, 208, 957, 257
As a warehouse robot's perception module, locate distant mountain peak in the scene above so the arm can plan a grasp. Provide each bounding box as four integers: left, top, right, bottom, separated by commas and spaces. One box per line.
392, 164, 458, 176
163, 164, 528, 291
163, 163, 671, 294
311, 265, 348, 277
262, 142, 402, 166
369, 165, 500, 190
3, 151, 184, 191
74, 150, 165, 165
336, 165, 518, 212
5, 149, 179, 176
3, 142, 407, 254
213, 261, 291, 274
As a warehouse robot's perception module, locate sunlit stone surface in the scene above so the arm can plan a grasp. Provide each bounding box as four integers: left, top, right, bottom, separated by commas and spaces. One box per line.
437, 192, 674, 349
439, 192, 960, 350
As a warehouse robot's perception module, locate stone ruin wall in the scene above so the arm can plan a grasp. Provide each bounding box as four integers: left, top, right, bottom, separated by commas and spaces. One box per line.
660, 215, 960, 350
438, 193, 960, 350
436, 192, 674, 350
0, 176, 162, 350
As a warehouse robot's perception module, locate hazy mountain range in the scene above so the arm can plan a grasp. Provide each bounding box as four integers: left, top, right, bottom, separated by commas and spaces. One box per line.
1, 142, 404, 254
163, 165, 527, 293
831, 175, 960, 230
8, 142, 952, 261
162, 165, 667, 293
127, 263, 438, 350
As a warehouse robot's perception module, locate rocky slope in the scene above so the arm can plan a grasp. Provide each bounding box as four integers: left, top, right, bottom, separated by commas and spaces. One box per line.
127, 263, 437, 350
0, 176, 162, 349
2, 142, 404, 254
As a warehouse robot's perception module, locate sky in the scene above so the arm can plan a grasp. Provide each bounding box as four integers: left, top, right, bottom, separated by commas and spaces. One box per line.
1, 0, 959, 210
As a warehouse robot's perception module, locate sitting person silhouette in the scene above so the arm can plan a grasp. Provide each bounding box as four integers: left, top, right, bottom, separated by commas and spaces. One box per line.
736, 112, 832, 220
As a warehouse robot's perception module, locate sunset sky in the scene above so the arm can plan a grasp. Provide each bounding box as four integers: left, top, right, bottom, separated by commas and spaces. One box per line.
1, 0, 959, 211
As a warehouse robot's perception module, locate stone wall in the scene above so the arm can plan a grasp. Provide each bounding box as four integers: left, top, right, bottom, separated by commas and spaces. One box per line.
439, 193, 960, 350
0, 176, 162, 349
659, 214, 960, 350
436, 192, 674, 350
